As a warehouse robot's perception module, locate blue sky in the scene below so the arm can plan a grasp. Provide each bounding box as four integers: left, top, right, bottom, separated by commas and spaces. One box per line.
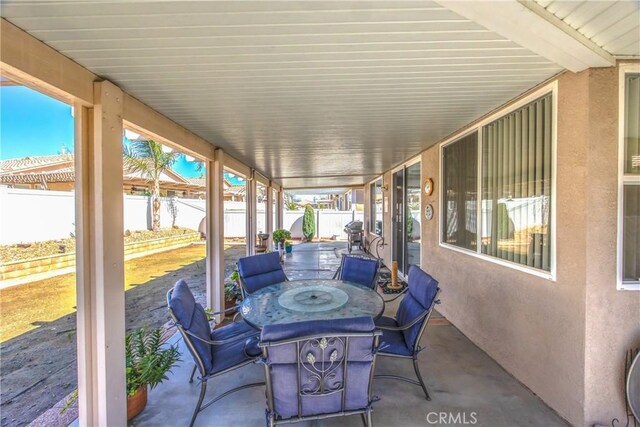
0, 85, 214, 179
1, 85, 74, 159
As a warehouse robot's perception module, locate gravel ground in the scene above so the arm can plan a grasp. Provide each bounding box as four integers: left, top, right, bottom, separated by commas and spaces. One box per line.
0, 244, 245, 427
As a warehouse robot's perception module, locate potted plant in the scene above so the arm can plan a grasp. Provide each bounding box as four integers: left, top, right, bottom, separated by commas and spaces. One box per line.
224, 280, 242, 312
272, 229, 291, 248
126, 327, 180, 420
285, 240, 293, 254
61, 327, 180, 420
272, 229, 292, 259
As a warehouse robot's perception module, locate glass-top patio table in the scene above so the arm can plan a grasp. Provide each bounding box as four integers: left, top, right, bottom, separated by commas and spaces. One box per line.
240, 279, 385, 329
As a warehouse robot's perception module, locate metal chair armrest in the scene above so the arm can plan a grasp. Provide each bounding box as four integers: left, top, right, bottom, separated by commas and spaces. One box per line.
376, 309, 430, 331
183, 328, 256, 346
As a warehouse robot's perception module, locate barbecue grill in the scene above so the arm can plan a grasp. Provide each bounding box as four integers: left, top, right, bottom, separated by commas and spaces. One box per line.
344, 220, 363, 253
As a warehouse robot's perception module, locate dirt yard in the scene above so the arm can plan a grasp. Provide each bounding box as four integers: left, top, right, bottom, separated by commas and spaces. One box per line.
0, 243, 246, 427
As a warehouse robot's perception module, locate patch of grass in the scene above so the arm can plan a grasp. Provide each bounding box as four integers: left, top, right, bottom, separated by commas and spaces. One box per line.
0, 244, 207, 342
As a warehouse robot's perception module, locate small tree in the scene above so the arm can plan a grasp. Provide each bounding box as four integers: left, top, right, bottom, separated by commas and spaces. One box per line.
302, 205, 315, 242
124, 140, 181, 232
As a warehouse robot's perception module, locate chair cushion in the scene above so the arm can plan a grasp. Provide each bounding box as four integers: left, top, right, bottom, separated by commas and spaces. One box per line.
209, 321, 260, 374
262, 317, 376, 364
169, 280, 214, 373
238, 252, 287, 294
407, 265, 439, 308
169, 279, 196, 329
396, 266, 439, 349
375, 316, 413, 356
340, 256, 379, 289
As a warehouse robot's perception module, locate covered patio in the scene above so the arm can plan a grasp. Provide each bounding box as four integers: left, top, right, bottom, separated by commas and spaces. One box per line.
133, 243, 566, 427
5, 237, 575, 427
1, 2, 639, 427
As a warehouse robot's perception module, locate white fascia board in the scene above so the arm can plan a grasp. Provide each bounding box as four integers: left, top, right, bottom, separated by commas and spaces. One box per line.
434, 0, 615, 72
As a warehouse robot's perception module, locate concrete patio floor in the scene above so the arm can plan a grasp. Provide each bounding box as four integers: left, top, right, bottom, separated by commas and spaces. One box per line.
131, 242, 569, 427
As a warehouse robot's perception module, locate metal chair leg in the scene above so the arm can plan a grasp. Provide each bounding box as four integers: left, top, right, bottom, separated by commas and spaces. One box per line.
190, 380, 207, 427
266, 410, 275, 427
189, 364, 196, 383
412, 358, 431, 401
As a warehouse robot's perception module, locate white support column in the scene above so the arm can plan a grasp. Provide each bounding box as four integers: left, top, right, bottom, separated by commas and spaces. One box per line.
206, 149, 225, 321
75, 81, 126, 426
277, 189, 284, 229
247, 171, 257, 255
266, 183, 274, 248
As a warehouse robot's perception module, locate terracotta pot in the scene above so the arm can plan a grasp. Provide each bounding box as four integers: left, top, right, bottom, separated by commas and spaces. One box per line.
224, 298, 237, 314
127, 386, 148, 420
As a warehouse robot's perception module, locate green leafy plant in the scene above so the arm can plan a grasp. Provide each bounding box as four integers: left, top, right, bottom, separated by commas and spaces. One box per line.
302, 205, 316, 242
230, 270, 239, 284
224, 281, 242, 302
61, 327, 180, 414
126, 327, 180, 396
123, 140, 181, 232
285, 240, 292, 247
272, 229, 292, 244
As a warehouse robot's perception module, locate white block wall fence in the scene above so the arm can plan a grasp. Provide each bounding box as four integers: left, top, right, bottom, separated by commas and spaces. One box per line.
0, 187, 363, 245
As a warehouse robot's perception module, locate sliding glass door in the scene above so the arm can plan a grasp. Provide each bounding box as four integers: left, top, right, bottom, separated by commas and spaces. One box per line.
392, 168, 405, 273
392, 161, 421, 276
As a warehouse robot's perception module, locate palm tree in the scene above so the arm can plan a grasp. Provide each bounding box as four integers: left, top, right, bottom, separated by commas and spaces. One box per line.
283, 191, 299, 210
123, 140, 181, 232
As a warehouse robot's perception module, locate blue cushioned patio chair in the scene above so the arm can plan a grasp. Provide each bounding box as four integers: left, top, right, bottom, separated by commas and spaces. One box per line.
374, 265, 440, 400
259, 317, 382, 427
167, 280, 264, 427
332, 255, 380, 290
237, 251, 288, 297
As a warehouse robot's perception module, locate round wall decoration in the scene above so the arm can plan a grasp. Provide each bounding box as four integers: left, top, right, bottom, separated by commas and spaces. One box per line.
424, 178, 434, 196
425, 204, 434, 221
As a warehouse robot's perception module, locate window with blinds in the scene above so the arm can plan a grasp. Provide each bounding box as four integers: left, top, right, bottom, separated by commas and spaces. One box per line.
622, 74, 640, 286
481, 94, 553, 271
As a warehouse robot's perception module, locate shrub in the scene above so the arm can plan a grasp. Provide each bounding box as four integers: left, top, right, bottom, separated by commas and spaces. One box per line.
302, 205, 315, 242
406, 205, 413, 241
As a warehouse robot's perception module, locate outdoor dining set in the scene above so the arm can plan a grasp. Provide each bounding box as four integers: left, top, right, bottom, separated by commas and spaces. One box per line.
166, 251, 440, 427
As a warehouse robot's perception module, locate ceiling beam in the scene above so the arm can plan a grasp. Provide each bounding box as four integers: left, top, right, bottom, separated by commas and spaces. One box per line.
122, 94, 217, 161
434, 1, 615, 72
0, 18, 96, 105
1, 18, 271, 182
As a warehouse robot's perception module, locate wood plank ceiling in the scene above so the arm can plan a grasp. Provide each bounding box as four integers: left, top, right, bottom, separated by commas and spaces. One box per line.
0, 1, 571, 187
534, 0, 640, 57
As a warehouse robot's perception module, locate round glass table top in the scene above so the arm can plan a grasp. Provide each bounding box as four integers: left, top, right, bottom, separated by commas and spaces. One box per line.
240, 279, 385, 328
